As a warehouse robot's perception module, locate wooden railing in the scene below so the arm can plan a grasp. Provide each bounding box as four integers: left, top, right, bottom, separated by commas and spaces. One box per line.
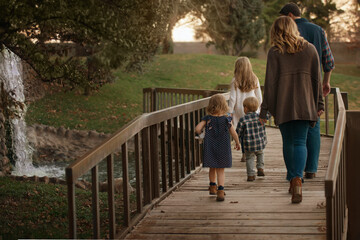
143, 87, 224, 112
325, 87, 348, 240
66, 91, 229, 239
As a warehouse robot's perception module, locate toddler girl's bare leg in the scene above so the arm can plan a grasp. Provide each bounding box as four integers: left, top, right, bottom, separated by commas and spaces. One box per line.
209, 168, 216, 183
216, 168, 225, 187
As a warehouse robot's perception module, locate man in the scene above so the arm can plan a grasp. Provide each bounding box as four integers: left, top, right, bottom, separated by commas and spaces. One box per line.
279, 3, 335, 179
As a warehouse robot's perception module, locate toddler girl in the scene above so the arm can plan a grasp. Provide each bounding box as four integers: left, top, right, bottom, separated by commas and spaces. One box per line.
228, 57, 262, 162
195, 94, 240, 201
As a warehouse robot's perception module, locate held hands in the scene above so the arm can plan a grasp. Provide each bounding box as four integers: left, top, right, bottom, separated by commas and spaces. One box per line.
234, 142, 241, 151
259, 118, 267, 125
318, 110, 324, 117
323, 82, 331, 97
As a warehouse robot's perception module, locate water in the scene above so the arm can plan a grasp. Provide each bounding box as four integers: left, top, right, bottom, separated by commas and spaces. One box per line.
0, 47, 48, 177
1, 47, 137, 182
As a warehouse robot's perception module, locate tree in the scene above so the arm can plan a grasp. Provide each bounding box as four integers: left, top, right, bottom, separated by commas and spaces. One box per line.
0, 0, 173, 94
189, 0, 265, 56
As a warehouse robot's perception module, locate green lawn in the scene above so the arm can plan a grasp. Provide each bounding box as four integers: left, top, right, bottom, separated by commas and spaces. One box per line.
0, 176, 132, 239
26, 54, 360, 134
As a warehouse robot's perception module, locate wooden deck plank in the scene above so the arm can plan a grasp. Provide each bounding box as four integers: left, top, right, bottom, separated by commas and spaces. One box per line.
124, 127, 331, 240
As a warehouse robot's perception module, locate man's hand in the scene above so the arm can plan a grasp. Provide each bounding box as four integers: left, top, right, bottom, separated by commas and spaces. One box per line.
323, 82, 331, 97
259, 118, 267, 125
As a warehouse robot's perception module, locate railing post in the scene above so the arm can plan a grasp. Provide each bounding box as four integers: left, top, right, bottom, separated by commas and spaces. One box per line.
150, 124, 160, 199
341, 92, 348, 110
66, 168, 76, 239
141, 127, 152, 204
91, 165, 100, 239
346, 111, 360, 240
134, 133, 143, 213
122, 142, 130, 227
151, 88, 157, 112
107, 154, 116, 239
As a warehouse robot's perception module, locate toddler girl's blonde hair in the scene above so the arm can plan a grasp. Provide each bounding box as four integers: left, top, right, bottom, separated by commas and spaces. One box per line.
206, 94, 229, 115
271, 16, 306, 54
233, 56, 258, 92
243, 97, 259, 112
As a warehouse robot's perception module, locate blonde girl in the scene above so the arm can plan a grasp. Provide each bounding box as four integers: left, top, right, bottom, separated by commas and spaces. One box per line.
195, 94, 240, 201
228, 57, 262, 161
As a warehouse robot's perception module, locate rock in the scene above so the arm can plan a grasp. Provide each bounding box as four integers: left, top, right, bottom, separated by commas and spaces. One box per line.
75, 181, 86, 190
29, 175, 39, 182
50, 177, 60, 184
39, 176, 50, 184
57, 126, 66, 136
99, 178, 133, 194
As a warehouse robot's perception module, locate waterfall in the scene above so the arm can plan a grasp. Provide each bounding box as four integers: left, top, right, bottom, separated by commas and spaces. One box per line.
0, 47, 35, 175
0, 47, 66, 177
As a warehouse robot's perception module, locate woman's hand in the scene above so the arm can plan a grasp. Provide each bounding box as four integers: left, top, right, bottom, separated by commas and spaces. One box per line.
259, 118, 267, 125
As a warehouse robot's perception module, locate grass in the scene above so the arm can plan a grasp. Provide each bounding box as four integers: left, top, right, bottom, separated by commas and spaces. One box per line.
0, 176, 135, 239
26, 54, 360, 134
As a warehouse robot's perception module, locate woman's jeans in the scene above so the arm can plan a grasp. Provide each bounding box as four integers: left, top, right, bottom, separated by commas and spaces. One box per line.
305, 118, 320, 173
279, 120, 310, 181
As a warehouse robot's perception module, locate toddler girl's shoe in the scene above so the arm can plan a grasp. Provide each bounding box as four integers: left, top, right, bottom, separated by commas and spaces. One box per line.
216, 186, 225, 201
216, 190, 225, 201
209, 185, 217, 195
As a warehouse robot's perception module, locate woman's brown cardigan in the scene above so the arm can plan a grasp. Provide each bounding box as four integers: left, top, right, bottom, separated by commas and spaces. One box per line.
259, 42, 324, 126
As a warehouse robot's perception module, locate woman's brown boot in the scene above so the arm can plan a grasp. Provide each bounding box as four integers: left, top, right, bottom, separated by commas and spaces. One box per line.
291, 177, 302, 203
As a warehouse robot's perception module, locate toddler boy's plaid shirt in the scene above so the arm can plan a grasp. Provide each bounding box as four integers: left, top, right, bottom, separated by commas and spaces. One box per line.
237, 112, 267, 152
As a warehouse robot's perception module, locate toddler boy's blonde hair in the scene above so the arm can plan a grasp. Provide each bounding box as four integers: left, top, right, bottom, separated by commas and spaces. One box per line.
243, 97, 259, 112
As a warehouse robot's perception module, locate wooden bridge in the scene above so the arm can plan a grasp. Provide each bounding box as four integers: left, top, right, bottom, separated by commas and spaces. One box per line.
65, 87, 360, 239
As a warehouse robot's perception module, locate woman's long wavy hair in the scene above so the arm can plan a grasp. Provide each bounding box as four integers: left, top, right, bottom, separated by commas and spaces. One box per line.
233, 57, 258, 92
270, 16, 306, 54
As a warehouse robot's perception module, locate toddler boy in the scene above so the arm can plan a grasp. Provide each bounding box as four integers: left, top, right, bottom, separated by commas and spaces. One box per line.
237, 97, 267, 181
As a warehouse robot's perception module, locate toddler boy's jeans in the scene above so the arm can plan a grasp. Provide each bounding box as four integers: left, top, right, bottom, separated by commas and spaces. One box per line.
245, 150, 264, 176
305, 118, 321, 173
279, 120, 310, 181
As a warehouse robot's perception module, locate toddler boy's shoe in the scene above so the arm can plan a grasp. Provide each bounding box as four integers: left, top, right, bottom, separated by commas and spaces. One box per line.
257, 168, 265, 176
241, 155, 246, 162
247, 176, 255, 181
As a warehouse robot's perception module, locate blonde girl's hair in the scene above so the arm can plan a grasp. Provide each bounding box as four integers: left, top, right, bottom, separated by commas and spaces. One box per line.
243, 97, 259, 112
206, 94, 229, 115
233, 57, 258, 92
270, 16, 306, 54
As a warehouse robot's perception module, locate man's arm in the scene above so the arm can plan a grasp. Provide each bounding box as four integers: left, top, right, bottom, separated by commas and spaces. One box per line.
321, 29, 335, 97
323, 70, 332, 97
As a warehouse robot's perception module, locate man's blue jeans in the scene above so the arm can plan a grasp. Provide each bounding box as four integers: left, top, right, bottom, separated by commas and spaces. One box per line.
305, 118, 320, 173
279, 120, 310, 181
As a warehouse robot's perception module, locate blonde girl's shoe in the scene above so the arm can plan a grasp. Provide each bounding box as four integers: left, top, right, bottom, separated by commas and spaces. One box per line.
216, 190, 225, 201
241, 154, 246, 162
291, 177, 302, 203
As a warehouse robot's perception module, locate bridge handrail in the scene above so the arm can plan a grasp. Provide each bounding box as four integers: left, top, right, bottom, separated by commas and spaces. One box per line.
324, 87, 348, 240
66, 91, 229, 239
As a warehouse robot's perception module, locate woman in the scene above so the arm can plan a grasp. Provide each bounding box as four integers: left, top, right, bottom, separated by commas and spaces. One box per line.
259, 16, 324, 203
